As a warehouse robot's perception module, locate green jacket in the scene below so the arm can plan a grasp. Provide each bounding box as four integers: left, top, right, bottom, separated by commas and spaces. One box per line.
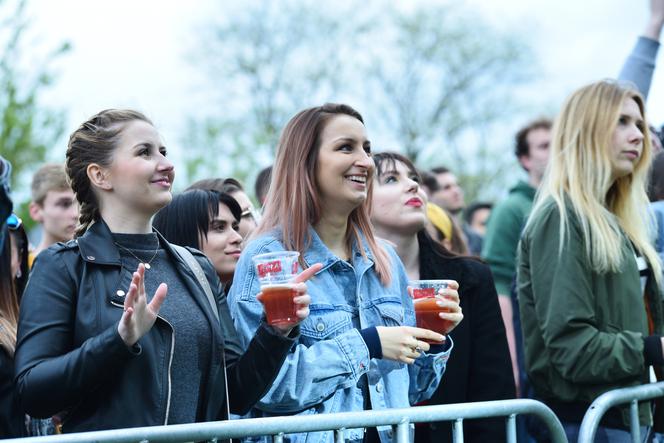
517, 199, 663, 427
481, 180, 536, 296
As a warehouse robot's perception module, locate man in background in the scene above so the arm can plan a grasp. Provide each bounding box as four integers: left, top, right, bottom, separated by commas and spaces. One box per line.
28, 163, 78, 261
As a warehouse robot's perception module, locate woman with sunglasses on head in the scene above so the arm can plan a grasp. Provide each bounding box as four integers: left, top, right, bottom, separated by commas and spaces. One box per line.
187, 177, 260, 239
229, 104, 463, 443
14, 109, 315, 433
153, 189, 244, 291
6, 214, 28, 300
370, 152, 514, 443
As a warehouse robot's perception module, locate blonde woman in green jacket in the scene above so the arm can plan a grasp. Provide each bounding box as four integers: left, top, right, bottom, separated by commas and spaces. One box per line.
517, 79, 663, 442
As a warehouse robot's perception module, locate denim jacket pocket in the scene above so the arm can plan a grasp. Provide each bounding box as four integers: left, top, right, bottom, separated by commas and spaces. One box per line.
300, 304, 353, 346
373, 298, 409, 327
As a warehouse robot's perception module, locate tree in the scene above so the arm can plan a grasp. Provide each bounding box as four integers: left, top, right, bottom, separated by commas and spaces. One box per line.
0, 0, 70, 227
184, 0, 373, 188
359, 3, 535, 201
188, 1, 536, 202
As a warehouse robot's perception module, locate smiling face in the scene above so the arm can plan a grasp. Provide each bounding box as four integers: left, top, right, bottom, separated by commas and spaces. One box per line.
314, 114, 374, 218
610, 97, 645, 181
200, 203, 243, 283
371, 159, 428, 236
98, 120, 175, 218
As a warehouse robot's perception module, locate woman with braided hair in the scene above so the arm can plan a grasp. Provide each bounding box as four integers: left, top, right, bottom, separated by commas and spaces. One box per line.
14, 109, 316, 433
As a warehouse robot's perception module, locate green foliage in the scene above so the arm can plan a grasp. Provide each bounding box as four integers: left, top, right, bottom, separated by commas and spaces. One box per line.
361, 3, 535, 201
0, 0, 69, 230
187, 0, 536, 201
184, 0, 374, 187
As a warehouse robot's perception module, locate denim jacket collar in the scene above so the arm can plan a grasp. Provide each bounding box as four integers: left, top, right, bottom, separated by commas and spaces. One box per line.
303, 226, 375, 276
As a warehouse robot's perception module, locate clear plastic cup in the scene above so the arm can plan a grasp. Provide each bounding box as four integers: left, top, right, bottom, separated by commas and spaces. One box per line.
410, 279, 453, 342
253, 251, 300, 327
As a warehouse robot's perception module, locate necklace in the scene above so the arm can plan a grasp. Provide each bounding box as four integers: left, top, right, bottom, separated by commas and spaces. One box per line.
114, 241, 160, 270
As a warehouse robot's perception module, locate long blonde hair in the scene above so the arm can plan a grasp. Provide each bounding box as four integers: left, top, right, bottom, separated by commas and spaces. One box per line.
528, 79, 661, 280
254, 103, 392, 284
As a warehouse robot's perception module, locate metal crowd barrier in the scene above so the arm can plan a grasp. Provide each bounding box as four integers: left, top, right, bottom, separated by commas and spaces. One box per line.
5, 399, 567, 443
578, 381, 664, 443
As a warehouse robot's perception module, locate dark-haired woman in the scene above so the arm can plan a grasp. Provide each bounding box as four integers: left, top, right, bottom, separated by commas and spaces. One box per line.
153, 189, 243, 289
14, 109, 316, 433
229, 104, 462, 443
371, 152, 515, 443
187, 177, 259, 239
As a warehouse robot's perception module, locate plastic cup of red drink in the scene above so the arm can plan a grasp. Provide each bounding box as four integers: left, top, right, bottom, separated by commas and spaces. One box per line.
253, 251, 300, 327
410, 279, 454, 343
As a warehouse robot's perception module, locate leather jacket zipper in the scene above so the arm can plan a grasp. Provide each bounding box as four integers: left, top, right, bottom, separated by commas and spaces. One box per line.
110, 300, 175, 425
162, 316, 174, 425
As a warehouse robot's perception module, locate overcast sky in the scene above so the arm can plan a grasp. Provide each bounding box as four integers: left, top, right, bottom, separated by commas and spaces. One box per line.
23, 0, 663, 179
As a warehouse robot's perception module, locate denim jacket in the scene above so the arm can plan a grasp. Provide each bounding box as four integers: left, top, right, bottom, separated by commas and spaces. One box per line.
228, 227, 451, 443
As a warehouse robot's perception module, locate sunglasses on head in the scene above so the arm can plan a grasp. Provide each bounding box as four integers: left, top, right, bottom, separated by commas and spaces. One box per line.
7, 213, 22, 230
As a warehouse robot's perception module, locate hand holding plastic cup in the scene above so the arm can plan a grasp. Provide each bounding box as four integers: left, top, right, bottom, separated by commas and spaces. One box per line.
253, 251, 301, 327
410, 279, 455, 342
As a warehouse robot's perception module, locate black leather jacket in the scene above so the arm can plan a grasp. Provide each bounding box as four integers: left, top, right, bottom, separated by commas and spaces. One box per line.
15, 220, 296, 433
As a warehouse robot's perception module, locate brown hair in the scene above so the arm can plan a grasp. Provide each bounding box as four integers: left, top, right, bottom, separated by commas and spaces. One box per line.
514, 118, 552, 161
187, 177, 244, 194
254, 103, 392, 284
30, 163, 70, 205
66, 109, 152, 237
0, 227, 20, 356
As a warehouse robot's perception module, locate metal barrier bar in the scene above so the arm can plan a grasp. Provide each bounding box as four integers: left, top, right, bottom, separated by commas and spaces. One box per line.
6, 399, 566, 443
506, 414, 516, 443
630, 399, 640, 443
578, 381, 664, 442
334, 427, 344, 443
395, 420, 409, 442
453, 418, 464, 443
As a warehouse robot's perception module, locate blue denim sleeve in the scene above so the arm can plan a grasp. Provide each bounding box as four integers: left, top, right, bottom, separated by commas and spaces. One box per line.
228, 238, 372, 414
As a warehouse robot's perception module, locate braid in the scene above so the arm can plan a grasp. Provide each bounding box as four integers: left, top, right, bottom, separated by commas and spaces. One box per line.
65, 109, 152, 237
75, 201, 99, 238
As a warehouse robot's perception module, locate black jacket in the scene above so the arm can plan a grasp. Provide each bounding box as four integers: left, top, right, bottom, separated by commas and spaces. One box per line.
415, 232, 516, 443
14, 220, 296, 433
1, 348, 25, 437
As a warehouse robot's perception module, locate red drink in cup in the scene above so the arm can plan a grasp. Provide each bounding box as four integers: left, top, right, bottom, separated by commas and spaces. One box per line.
261, 284, 298, 326
253, 251, 301, 327
411, 280, 453, 343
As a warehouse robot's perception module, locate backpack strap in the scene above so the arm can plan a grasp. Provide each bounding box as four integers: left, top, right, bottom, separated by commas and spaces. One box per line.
172, 244, 219, 321
172, 244, 232, 425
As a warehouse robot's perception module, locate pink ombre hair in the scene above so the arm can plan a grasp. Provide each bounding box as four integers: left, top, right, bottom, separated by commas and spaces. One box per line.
254, 103, 392, 285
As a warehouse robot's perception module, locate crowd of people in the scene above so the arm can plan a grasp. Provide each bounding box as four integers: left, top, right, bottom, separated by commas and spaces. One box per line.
0, 3, 664, 443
